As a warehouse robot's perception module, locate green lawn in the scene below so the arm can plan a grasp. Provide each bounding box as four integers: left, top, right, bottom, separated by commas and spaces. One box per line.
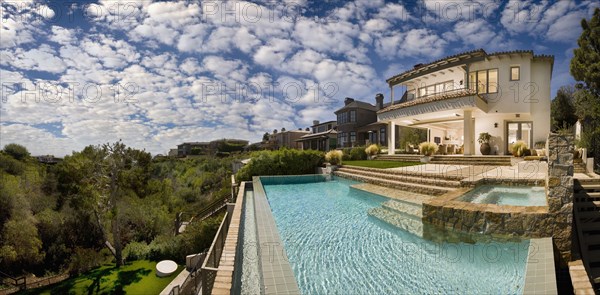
342, 160, 422, 169
24, 260, 183, 295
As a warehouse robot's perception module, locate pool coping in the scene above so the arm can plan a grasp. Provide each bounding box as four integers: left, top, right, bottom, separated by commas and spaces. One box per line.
523, 237, 558, 294
252, 176, 301, 295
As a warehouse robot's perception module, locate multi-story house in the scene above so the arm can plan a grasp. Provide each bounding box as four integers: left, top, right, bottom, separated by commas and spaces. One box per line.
378, 49, 552, 155
335, 94, 389, 148
296, 120, 338, 151
267, 129, 310, 150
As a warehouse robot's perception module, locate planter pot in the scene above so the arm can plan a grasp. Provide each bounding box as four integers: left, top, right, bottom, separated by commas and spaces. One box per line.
480, 143, 491, 155
420, 156, 431, 163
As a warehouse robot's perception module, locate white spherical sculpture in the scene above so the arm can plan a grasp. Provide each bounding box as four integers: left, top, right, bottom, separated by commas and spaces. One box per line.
156, 260, 178, 277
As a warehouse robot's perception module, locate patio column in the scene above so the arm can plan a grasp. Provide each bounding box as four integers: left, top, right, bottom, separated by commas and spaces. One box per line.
463, 110, 474, 155
388, 121, 396, 155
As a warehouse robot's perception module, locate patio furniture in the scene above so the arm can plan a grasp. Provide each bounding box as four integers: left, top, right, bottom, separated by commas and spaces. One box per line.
447, 145, 455, 154
438, 144, 447, 155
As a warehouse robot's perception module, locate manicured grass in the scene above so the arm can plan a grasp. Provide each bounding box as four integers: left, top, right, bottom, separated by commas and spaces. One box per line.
24, 260, 183, 295
342, 160, 422, 169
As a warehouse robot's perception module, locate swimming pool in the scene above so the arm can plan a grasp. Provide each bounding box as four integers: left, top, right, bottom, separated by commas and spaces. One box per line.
262, 176, 529, 294
458, 185, 547, 206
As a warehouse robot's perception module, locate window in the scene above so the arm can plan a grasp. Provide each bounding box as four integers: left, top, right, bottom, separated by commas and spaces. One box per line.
338, 112, 349, 124
469, 69, 498, 94
350, 132, 356, 143
350, 110, 356, 122
417, 80, 456, 98
477, 70, 487, 94
510, 66, 520, 81
380, 128, 386, 146
488, 69, 498, 93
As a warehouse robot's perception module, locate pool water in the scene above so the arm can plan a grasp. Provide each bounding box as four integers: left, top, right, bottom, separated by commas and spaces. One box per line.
458, 185, 547, 206
263, 177, 529, 294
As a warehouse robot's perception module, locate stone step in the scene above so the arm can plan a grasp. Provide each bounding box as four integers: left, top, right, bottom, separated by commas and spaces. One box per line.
350, 183, 434, 205
576, 200, 600, 209
583, 234, 600, 246
577, 211, 600, 219
427, 161, 510, 166
337, 167, 461, 188
569, 260, 596, 295
381, 200, 422, 219
334, 171, 453, 196
339, 164, 464, 181
582, 184, 600, 191
368, 207, 423, 237
576, 192, 600, 201
580, 221, 600, 233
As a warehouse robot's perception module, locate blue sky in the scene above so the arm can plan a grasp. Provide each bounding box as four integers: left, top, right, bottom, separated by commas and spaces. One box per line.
1, 0, 598, 156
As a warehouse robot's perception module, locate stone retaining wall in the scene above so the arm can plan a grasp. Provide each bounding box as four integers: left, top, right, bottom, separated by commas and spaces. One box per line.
422, 188, 551, 238
422, 134, 575, 266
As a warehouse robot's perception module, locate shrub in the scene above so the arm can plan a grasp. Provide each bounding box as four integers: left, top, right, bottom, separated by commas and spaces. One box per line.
365, 144, 379, 156
3, 143, 29, 160
325, 150, 343, 165
68, 247, 106, 275
511, 141, 529, 157
418, 142, 438, 156
235, 149, 324, 181
349, 146, 367, 160
123, 241, 150, 261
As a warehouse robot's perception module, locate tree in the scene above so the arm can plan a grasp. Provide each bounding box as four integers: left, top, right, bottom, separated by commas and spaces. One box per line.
58, 141, 151, 267
262, 132, 270, 142
551, 86, 578, 131
570, 8, 600, 96
3, 143, 30, 160
571, 8, 600, 173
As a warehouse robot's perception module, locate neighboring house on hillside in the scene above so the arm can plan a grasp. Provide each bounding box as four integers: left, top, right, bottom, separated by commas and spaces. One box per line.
177, 142, 210, 156
378, 49, 553, 155
335, 94, 390, 148
296, 120, 338, 151
267, 129, 310, 150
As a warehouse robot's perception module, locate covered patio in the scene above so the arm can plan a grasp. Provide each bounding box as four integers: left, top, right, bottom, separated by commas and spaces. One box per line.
378, 89, 488, 155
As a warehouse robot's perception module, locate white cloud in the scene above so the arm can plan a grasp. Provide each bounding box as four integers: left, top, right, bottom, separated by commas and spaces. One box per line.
10, 45, 66, 74
546, 10, 587, 42
453, 19, 496, 47
253, 38, 296, 67
399, 29, 447, 57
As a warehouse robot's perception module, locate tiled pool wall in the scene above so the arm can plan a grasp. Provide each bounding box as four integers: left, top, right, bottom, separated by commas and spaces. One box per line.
251, 176, 301, 295
259, 174, 330, 185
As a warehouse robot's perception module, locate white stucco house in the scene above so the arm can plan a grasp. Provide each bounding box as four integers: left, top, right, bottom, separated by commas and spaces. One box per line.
378, 49, 553, 156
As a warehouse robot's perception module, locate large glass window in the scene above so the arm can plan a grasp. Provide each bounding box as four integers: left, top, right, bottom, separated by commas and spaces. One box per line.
418, 80, 456, 98
380, 128, 386, 145
350, 110, 356, 122
469, 72, 477, 91
350, 132, 356, 143
470, 69, 498, 94
488, 69, 498, 93
510, 66, 520, 81
477, 70, 487, 94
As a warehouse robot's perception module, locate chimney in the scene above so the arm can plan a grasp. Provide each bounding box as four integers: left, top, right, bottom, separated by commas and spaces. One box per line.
344, 97, 354, 105
375, 93, 384, 110
312, 120, 320, 126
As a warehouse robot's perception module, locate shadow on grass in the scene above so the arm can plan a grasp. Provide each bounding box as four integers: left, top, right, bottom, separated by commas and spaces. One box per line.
111, 267, 151, 295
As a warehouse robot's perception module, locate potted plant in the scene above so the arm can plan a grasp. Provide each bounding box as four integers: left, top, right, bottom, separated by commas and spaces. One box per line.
511, 141, 528, 157
325, 150, 343, 172
365, 144, 379, 160
418, 142, 438, 163
478, 132, 492, 155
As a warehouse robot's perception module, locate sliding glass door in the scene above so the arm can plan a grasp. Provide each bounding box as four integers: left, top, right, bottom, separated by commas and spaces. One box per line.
506, 122, 533, 154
